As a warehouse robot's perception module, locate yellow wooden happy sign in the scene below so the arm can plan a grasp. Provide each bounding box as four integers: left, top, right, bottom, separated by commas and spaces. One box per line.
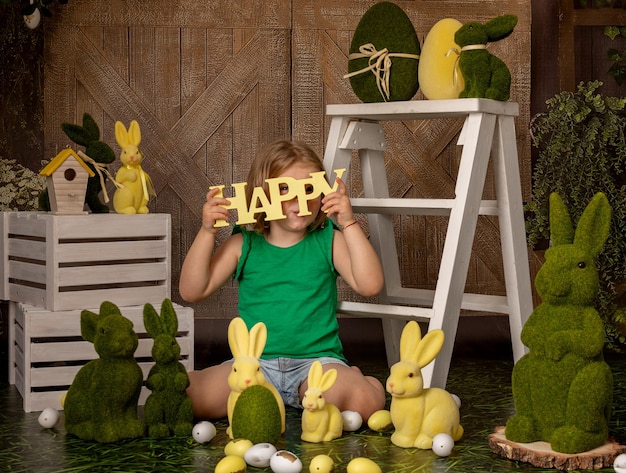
211, 169, 346, 227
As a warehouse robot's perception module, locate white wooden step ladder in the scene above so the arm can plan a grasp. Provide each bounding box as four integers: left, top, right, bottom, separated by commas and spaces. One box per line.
323, 99, 533, 389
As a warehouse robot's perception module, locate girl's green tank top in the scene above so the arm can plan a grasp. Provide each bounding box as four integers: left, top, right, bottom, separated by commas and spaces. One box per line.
233, 221, 345, 361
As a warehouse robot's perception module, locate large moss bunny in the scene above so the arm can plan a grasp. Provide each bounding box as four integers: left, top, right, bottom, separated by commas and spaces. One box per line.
505, 192, 613, 454
64, 302, 145, 443
143, 299, 193, 438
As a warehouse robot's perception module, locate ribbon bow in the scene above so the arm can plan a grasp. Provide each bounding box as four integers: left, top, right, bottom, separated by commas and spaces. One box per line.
445, 44, 488, 87
344, 43, 420, 102
77, 150, 122, 204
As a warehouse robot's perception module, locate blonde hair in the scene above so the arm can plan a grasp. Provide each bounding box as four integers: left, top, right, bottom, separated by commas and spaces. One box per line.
246, 140, 327, 233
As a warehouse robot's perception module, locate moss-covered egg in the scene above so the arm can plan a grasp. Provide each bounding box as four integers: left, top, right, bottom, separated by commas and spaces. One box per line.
347, 1, 420, 102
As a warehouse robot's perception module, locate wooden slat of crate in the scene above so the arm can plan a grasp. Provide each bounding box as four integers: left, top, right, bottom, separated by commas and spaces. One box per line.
9, 301, 194, 412
3, 212, 172, 311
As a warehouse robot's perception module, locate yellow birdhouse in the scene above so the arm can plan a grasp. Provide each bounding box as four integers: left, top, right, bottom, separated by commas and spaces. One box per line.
39, 148, 95, 214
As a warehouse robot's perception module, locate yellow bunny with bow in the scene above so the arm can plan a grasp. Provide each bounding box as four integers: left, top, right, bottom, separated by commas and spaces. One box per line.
113, 120, 154, 214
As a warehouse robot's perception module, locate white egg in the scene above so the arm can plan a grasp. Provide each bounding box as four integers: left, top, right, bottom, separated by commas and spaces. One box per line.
244, 442, 277, 468
614, 453, 626, 473
432, 433, 455, 457
270, 450, 302, 473
451, 393, 461, 408
38, 407, 59, 429
341, 410, 363, 431
192, 421, 216, 443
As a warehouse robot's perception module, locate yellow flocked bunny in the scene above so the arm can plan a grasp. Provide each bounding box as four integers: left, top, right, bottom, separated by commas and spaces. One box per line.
113, 120, 154, 214
301, 361, 343, 443
386, 321, 463, 449
226, 318, 286, 438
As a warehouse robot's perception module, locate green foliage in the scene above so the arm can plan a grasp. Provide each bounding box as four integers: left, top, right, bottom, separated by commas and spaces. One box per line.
0, 158, 45, 210
605, 26, 626, 86
232, 385, 282, 445
525, 81, 626, 350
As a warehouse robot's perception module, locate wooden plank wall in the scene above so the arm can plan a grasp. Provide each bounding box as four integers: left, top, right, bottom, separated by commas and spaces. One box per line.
43, 0, 531, 319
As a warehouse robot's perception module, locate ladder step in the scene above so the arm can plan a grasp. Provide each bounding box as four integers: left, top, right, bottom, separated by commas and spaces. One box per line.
351, 198, 499, 216
387, 287, 511, 314
337, 301, 433, 321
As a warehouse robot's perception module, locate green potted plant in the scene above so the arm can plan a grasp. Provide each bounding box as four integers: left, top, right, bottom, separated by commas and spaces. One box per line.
525, 80, 626, 349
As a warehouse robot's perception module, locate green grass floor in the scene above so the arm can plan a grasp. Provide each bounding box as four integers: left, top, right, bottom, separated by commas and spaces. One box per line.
1, 352, 626, 472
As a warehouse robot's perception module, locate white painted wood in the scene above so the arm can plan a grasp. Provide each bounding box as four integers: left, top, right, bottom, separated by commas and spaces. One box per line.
350, 198, 500, 216
0, 213, 8, 300
1, 212, 171, 310
9, 301, 195, 412
323, 98, 533, 389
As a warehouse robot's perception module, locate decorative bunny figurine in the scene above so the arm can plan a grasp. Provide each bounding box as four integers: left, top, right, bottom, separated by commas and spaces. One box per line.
64, 301, 145, 443
226, 317, 286, 438
386, 321, 463, 449
301, 361, 343, 443
506, 192, 613, 454
113, 120, 154, 214
143, 299, 194, 438
454, 14, 518, 101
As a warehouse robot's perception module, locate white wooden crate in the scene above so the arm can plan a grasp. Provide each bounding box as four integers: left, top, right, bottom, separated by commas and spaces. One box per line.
0, 211, 171, 311
8, 301, 194, 412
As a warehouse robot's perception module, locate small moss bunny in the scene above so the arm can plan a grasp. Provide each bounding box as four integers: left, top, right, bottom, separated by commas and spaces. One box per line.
64, 301, 145, 443
454, 14, 517, 101
143, 299, 194, 438
505, 192, 613, 454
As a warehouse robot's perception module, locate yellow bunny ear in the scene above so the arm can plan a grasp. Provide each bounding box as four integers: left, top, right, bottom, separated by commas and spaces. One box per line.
248, 322, 267, 359
128, 120, 141, 146
399, 321, 422, 362
227, 317, 249, 359
308, 360, 324, 386
415, 329, 445, 369
319, 367, 338, 392
115, 121, 129, 148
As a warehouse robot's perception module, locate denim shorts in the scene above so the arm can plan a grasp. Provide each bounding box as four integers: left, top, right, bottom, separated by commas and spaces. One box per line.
225, 357, 348, 409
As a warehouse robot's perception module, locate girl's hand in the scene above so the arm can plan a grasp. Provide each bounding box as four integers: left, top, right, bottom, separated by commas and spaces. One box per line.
201, 187, 231, 234
321, 177, 355, 228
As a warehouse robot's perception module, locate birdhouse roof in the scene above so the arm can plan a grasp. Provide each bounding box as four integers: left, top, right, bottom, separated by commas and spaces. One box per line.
39, 148, 95, 177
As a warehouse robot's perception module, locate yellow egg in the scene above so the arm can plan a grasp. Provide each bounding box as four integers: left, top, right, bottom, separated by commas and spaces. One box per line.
367, 409, 393, 432
309, 454, 334, 473
215, 455, 247, 473
418, 18, 465, 100
347, 457, 382, 473
224, 438, 253, 458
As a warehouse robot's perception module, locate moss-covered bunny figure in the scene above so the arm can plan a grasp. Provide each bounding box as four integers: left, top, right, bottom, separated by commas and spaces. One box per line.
454, 14, 517, 101
505, 192, 613, 454
39, 113, 116, 213
64, 301, 145, 443
143, 299, 194, 438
